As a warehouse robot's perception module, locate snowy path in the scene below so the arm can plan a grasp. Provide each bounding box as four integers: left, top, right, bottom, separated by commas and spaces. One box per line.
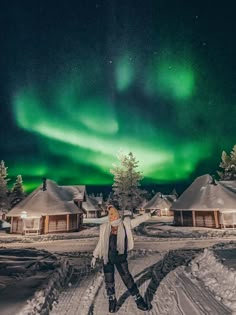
50, 249, 231, 315
176, 273, 230, 314
92, 253, 164, 315
50, 270, 99, 315
50, 252, 164, 315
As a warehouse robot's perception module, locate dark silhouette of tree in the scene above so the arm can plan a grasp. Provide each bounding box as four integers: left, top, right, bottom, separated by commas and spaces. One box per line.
10, 175, 25, 207
0, 160, 10, 214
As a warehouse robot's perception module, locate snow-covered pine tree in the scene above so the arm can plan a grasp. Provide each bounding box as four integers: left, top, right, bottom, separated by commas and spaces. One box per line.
218, 151, 229, 180
230, 145, 236, 180
0, 160, 10, 215
110, 152, 144, 216
10, 175, 25, 207
217, 145, 236, 180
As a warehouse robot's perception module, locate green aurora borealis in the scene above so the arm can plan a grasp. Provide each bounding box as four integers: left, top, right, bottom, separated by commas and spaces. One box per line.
1, 1, 236, 192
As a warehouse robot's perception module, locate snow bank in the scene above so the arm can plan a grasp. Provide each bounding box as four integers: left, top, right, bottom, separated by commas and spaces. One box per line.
138, 222, 236, 239
18, 255, 71, 315
79, 272, 104, 315
188, 248, 236, 314
153, 268, 180, 315
0, 227, 99, 244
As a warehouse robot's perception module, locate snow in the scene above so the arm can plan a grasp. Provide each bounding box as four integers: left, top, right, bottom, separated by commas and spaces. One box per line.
189, 248, 236, 314
0, 248, 71, 315
0, 220, 11, 229
171, 174, 236, 211
83, 216, 109, 224
49, 247, 234, 315
2, 218, 236, 314
136, 220, 236, 240
7, 180, 83, 217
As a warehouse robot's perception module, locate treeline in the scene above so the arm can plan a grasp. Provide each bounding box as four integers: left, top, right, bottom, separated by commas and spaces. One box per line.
0, 144, 235, 217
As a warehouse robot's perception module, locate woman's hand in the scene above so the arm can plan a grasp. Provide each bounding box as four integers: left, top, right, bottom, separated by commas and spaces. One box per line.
91, 256, 97, 268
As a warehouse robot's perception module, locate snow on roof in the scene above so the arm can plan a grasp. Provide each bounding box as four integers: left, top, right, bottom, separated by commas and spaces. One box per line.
61, 185, 86, 200
7, 179, 83, 217
82, 194, 101, 212
164, 194, 178, 203
171, 174, 236, 212
93, 196, 103, 205
143, 192, 172, 210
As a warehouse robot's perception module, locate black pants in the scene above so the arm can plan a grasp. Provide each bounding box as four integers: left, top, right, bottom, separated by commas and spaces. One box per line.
103, 257, 139, 297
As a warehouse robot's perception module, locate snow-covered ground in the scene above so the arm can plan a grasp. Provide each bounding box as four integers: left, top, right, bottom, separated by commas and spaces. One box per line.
0, 248, 71, 315
2, 218, 236, 314
50, 246, 236, 315
2, 215, 236, 245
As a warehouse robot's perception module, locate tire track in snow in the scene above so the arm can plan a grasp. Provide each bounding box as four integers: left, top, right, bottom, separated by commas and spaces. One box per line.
49, 249, 231, 315
177, 273, 231, 315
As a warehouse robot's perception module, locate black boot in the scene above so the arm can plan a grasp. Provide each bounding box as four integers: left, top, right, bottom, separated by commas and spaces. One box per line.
134, 293, 149, 311
108, 294, 117, 313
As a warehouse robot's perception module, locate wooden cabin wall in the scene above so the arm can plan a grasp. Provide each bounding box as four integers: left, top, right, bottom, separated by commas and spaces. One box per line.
87, 211, 95, 218
174, 210, 217, 228
87, 211, 98, 218
48, 215, 67, 233
69, 214, 78, 230
182, 211, 193, 226
174, 212, 180, 225
10, 213, 81, 234
41, 217, 46, 233
174, 211, 193, 226
195, 211, 215, 228
11, 217, 23, 233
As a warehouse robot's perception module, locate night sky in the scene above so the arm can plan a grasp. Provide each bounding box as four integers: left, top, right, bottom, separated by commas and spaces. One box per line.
0, 0, 236, 192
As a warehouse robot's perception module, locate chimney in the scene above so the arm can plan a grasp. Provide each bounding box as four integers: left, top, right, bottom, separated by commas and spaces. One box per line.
42, 177, 47, 191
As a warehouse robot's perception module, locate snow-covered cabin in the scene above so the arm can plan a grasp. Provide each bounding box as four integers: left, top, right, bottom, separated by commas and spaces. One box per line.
171, 174, 236, 228
6, 179, 84, 235
137, 193, 174, 216
136, 199, 148, 214
82, 194, 102, 218
61, 184, 86, 208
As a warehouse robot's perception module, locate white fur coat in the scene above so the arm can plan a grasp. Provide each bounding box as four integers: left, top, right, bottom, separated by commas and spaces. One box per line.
93, 213, 151, 261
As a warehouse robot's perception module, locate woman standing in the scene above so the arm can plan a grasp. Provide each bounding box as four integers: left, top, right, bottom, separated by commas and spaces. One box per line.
91, 205, 156, 313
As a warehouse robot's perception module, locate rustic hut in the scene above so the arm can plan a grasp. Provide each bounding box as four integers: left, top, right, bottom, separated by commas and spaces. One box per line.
164, 193, 178, 204
136, 199, 148, 214
141, 192, 173, 216
171, 174, 236, 228
6, 179, 84, 235
91, 194, 107, 216
82, 194, 102, 218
